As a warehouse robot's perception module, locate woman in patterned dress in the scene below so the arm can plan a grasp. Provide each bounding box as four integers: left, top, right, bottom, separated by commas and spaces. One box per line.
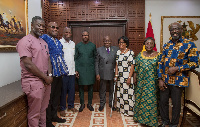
114, 36, 135, 116
133, 37, 160, 127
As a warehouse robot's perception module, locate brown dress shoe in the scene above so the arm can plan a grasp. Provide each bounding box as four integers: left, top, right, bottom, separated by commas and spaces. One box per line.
60, 110, 65, 117
68, 108, 78, 112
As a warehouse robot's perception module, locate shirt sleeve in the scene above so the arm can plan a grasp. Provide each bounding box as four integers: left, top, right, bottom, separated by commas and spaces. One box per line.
178, 42, 199, 72
95, 48, 100, 75
129, 51, 135, 65
93, 44, 97, 61
75, 44, 79, 72
158, 45, 166, 79
115, 50, 120, 64
16, 37, 32, 58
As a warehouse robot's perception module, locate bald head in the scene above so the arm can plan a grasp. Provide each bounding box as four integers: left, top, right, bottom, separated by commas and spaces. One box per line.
169, 22, 183, 41
103, 36, 112, 48
169, 22, 182, 30
63, 27, 71, 33
47, 22, 59, 38
63, 27, 72, 41
48, 22, 57, 28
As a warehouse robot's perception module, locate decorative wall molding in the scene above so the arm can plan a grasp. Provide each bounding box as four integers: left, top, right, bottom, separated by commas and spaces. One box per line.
42, 0, 145, 54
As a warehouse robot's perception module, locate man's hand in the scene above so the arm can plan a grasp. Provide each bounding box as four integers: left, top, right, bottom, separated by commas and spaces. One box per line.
76, 71, 79, 79
44, 76, 53, 86
168, 67, 179, 75
159, 79, 167, 91
96, 75, 100, 81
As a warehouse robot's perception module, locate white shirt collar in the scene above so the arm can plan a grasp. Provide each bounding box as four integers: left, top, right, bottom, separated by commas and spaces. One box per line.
105, 47, 110, 51
60, 37, 72, 44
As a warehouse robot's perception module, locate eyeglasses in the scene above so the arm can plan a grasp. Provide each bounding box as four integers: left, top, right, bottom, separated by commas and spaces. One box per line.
49, 26, 59, 30
169, 28, 181, 31
119, 42, 126, 44
82, 35, 89, 36
104, 40, 111, 43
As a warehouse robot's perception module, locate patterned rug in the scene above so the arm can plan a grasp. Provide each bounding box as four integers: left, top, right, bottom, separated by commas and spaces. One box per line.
89, 103, 107, 127
55, 103, 200, 127
56, 103, 80, 127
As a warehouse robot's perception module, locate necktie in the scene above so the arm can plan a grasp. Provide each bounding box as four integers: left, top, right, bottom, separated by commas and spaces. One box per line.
107, 48, 109, 54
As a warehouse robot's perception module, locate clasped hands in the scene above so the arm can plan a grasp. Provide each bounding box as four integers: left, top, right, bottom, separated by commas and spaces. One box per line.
159, 66, 179, 91
168, 66, 179, 75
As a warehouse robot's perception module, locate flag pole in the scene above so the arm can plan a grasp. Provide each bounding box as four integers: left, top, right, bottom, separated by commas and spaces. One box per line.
142, 13, 152, 51
149, 13, 151, 22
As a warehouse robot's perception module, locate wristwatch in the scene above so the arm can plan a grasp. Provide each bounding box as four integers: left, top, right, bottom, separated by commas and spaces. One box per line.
48, 73, 52, 77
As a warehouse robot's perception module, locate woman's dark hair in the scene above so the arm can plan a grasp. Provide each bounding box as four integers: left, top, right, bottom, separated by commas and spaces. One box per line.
143, 37, 155, 47
118, 36, 129, 47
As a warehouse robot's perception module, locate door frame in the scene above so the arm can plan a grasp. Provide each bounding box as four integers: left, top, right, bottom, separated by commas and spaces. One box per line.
68, 20, 127, 39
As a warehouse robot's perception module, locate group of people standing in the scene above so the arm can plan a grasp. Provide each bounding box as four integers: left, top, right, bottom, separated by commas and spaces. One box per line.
17, 15, 199, 127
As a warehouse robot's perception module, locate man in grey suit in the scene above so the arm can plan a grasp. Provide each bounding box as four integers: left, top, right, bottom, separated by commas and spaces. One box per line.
95, 36, 119, 111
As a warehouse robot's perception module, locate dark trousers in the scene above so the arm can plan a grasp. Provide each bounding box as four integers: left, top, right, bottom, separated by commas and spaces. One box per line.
79, 85, 93, 105
99, 79, 114, 107
60, 75, 76, 111
160, 85, 183, 126
46, 76, 63, 124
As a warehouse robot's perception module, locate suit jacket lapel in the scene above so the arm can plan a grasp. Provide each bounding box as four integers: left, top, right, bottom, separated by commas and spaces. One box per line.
103, 46, 107, 55
107, 46, 113, 57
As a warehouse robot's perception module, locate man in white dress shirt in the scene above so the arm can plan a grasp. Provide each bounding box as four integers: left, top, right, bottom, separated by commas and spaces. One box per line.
59, 27, 77, 116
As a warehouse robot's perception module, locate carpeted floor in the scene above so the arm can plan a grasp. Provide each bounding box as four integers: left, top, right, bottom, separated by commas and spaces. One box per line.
53, 92, 200, 127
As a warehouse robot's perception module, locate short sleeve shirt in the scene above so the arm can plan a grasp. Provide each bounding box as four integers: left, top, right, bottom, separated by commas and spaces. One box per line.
16, 34, 49, 81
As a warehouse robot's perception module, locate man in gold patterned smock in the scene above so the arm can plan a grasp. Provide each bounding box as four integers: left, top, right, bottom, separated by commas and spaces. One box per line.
158, 22, 199, 127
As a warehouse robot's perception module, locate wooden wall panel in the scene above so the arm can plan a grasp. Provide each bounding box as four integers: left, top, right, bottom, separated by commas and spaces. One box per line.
42, 0, 145, 55
72, 26, 124, 48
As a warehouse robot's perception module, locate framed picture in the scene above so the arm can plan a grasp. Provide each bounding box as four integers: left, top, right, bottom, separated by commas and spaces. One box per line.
160, 16, 200, 51
0, 0, 28, 52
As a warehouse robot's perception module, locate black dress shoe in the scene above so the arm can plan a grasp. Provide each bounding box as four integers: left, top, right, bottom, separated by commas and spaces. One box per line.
52, 117, 66, 123
99, 105, 104, 111
79, 104, 85, 112
87, 104, 94, 111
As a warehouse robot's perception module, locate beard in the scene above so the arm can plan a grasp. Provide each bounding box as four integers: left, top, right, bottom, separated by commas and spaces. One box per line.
172, 35, 180, 40
83, 38, 89, 42
33, 28, 42, 37
171, 33, 181, 40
